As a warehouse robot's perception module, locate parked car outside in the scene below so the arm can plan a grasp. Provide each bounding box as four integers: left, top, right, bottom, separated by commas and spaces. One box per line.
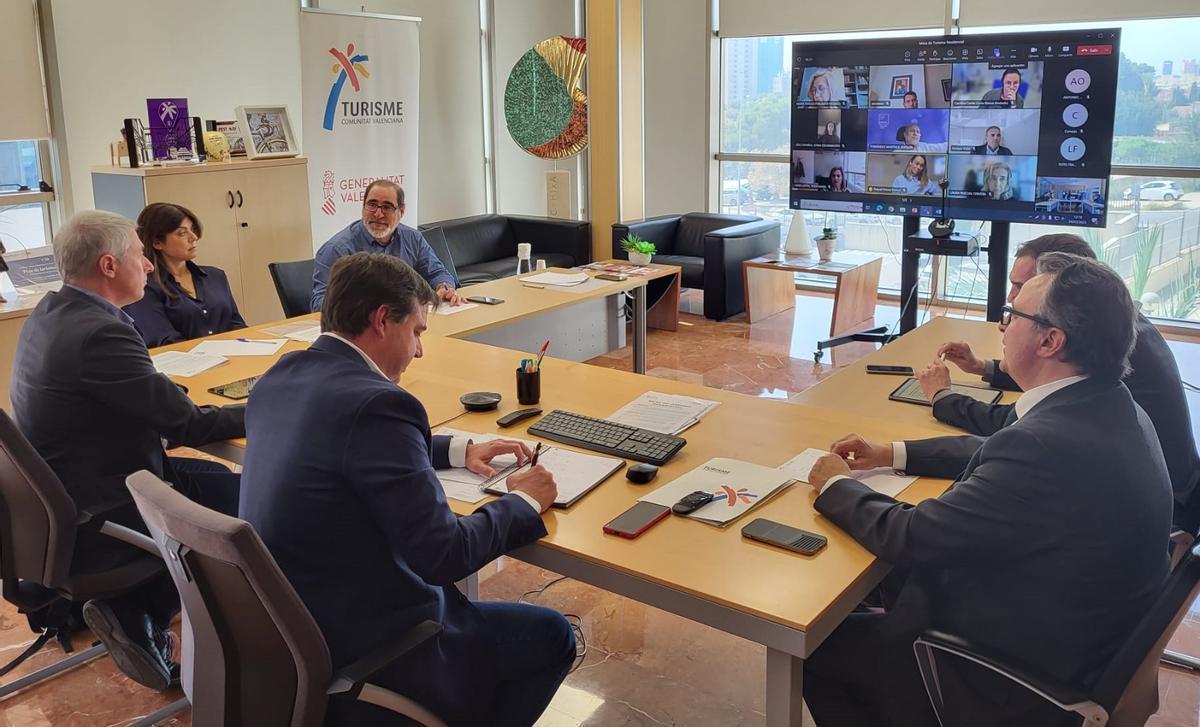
1124, 181, 1184, 201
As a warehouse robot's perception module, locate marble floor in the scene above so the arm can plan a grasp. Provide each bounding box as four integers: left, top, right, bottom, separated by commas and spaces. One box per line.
2, 290, 1199, 726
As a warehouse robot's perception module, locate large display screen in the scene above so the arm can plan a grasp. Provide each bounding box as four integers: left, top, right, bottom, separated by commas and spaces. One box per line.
790, 28, 1120, 227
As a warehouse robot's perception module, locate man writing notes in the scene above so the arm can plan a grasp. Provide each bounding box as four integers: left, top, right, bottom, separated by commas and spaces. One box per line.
311, 179, 464, 311
11, 211, 244, 690
921, 234, 1199, 517
802, 253, 1172, 726
242, 253, 575, 726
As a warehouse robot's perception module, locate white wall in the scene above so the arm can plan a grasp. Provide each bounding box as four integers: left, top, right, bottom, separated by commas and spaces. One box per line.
643, 0, 708, 216
321, 0, 486, 225
44, 0, 304, 213
492, 0, 579, 218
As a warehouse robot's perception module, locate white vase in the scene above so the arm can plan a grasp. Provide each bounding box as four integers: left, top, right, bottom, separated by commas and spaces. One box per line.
815, 237, 836, 262
627, 251, 652, 265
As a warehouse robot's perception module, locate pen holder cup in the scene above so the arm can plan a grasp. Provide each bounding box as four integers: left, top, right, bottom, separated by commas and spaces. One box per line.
516, 368, 541, 405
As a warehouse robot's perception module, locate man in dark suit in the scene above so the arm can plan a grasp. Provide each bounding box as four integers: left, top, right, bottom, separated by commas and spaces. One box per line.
803, 254, 1173, 726
10, 211, 245, 690
924, 234, 1199, 514
970, 125, 1013, 155
241, 253, 575, 727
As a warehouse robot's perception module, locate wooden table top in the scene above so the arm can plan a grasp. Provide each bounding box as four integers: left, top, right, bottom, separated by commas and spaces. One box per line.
795, 316, 1016, 433
158, 313, 955, 635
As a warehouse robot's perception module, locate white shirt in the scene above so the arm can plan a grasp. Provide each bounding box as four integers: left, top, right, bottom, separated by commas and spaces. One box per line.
320, 333, 541, 514
822, 374, 1089, 496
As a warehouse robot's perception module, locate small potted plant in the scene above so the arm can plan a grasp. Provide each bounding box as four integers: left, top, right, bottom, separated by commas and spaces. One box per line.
816, 226, 838, 262
621, 233, 656, 265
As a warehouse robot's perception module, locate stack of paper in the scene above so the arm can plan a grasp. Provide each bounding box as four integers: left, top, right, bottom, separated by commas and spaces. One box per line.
433, 428, 624, 507
191, 338, 287, 357
639, 457, 793, 527
263, 322, 322, 343
431, 302, 478, 316
151, 350, 227, 377
776, 448, 917, 498
521, 271, 590, 287
607, 391, 720, 435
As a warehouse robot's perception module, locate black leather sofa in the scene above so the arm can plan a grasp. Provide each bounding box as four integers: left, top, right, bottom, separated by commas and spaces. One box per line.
612, 213, 780, 320
418, 214, 591, 285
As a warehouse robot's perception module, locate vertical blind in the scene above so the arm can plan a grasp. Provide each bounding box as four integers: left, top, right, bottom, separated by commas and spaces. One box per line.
0, 0, 50, 140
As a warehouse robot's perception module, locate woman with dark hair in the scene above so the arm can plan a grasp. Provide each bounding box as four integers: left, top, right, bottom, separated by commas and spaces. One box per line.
123, 202, 246, 346
828, 166, 849, 192
818, 121, 840, 144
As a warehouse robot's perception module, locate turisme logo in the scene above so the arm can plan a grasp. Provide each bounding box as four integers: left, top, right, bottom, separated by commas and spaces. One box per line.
323, 43, 370, 131
711, 485, 758, 507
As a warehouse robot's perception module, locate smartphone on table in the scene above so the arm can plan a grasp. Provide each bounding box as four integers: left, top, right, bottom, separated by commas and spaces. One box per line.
741, 518, 827, 555
207, 375, 261, 401
603, 502, 670, 538
865, 364, 915, 376
465, 296, 504, 305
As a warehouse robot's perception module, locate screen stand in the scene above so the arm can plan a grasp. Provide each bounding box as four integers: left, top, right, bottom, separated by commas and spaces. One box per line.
900, 217, 1010, 334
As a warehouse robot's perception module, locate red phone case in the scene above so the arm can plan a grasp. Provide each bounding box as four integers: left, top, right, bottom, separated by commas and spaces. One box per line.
603, 506, 670, 538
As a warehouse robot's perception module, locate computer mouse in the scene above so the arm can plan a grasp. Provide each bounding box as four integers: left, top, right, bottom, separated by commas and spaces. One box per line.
626, 463, 659, 484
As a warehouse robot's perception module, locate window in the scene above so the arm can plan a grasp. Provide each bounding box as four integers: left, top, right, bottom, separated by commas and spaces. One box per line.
0, 140, 40, 193
0, 140, 53, 287
717, 19, 1200, 326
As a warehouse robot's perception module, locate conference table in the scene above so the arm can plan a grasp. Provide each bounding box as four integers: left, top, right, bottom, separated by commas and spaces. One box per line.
155, 314, 1014, 726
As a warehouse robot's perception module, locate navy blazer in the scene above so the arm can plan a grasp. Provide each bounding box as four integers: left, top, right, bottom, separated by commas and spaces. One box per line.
240, 335, 546, 726
10, 286, 245, 567
936, 314, 1200, 506
819, 379, 1172, 723
123, 262, 246, 346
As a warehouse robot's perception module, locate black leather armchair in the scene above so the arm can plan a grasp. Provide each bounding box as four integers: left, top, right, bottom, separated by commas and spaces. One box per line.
418, 214, 591, 285
612, 213, 780, 320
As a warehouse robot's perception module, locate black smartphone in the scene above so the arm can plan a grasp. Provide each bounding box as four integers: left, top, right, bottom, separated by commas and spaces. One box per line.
603, 502, 670, 538
865, 364, 915, 376
465, 296, 504, 305
741, 518, 827, 555
207, 375, 261, 401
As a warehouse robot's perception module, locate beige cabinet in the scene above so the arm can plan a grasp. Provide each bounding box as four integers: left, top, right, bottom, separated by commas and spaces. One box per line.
92, 158, 313, 324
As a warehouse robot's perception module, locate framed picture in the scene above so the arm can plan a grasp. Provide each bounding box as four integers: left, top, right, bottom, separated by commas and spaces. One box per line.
234, 105, 299, 159
210, 120, 247, 157
890, 75, 913, 99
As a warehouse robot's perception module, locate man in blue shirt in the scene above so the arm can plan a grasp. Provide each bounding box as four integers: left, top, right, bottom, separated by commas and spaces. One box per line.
311, 179, 463, 311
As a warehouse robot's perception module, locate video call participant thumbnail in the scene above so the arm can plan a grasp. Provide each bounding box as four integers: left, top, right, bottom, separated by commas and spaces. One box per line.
951, 62, 1043, 109
866, 153, 946, 196
867, 64, 952, 109
796, 66, 869, 108
813, 151, 866, 192
948, 155, 1037, 201
866, 109, 950, 153
948, 109, 1040, 156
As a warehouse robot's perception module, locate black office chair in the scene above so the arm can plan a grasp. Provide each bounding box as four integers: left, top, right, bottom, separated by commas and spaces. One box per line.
0, 409, 186, 724
126, 470, 446, 726
914, 541, 1200, 726
268, 259, 316, 317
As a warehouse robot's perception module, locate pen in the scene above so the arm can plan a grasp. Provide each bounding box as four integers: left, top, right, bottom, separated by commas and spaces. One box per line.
531, 442, 542, 467
534, 339, 550, 371
238, 338, 273, 343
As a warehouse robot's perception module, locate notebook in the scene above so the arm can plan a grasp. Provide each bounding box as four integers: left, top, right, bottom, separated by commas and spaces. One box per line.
888, 377, 1002, 406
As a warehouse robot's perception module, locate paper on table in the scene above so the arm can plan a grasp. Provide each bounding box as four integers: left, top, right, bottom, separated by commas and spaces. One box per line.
263, 322, 321, 343
555, 278, 611, 295
608, 391, 721, 435
191, 338, 286, 357
638, 457, 793, 526
432, 302, 478, 315
151, 350, 228, 377
777, 448, 917, 498
521, 271, 590, 286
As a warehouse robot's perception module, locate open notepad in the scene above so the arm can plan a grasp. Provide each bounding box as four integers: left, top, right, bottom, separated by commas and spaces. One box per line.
433, 428, 624, 508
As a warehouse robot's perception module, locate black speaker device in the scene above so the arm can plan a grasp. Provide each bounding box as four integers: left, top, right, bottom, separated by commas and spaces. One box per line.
927, 179, 955, 238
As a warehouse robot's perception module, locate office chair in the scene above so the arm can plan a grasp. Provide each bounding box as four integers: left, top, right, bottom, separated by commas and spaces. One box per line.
0, 410, 187, 724
1161, 472, 1200, 670
268, 259, 316, 318
125, 470, 447, 726
914, 541, 1200, 726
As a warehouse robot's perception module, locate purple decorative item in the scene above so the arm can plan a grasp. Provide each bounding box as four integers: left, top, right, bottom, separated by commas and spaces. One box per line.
146, 98, 192, 160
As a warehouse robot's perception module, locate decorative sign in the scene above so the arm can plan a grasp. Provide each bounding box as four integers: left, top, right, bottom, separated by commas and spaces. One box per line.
146, 97, 192, 160
504, 36, 588, 159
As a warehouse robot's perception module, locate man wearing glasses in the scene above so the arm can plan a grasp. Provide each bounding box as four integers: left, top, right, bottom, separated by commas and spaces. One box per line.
311, 179, 463, 311
918, 234, 1198, 518
801, 254, 1172, 725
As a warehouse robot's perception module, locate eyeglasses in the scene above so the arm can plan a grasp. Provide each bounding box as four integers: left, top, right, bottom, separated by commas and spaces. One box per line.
364, 200, 399, 214
1000, 304, 1055, 329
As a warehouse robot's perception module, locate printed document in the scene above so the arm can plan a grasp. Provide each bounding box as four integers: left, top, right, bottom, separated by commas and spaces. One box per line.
263, 322, 322, 343
639, 457, 793, 526
191, 338, 286, 357
151, 350, 227, 377
521, 271, 590, 286
608, 391, 720, 434
777, 448, 917, 498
